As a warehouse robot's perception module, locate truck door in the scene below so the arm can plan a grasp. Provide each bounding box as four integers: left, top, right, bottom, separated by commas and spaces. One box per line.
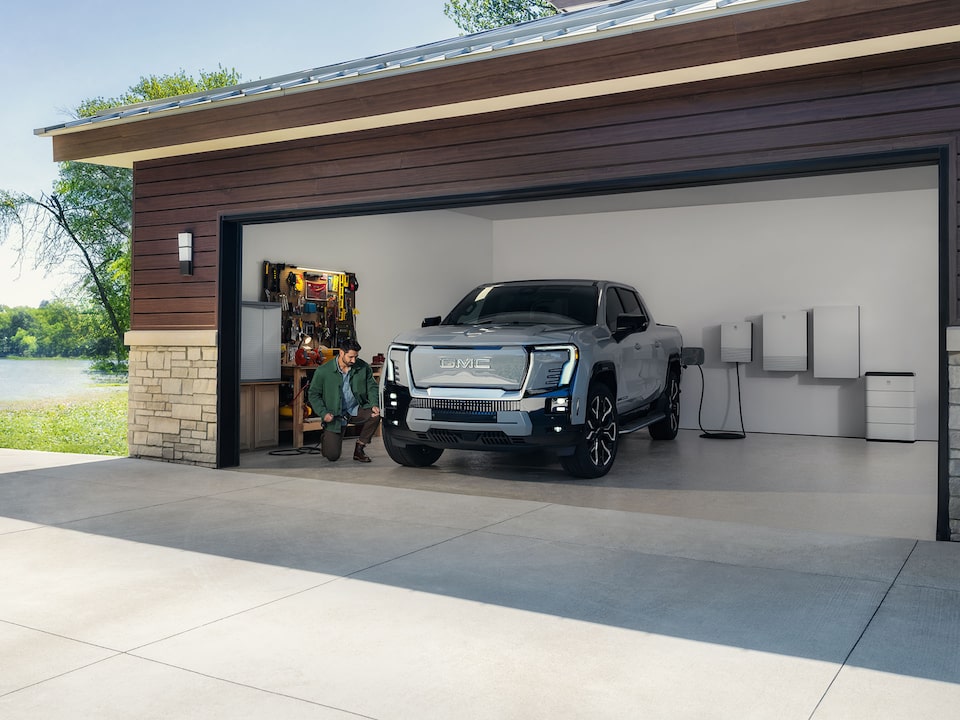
614, 288, 665, 403
605, 287, 643, 407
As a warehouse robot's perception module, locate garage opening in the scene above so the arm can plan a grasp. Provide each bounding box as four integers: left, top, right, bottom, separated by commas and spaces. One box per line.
228, 163, 942, 540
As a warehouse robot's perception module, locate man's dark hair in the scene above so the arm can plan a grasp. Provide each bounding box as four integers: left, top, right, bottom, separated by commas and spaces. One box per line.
339, 338, 362, 353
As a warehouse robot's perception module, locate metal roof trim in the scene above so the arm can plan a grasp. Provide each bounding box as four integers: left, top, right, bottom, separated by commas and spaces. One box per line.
36, 0, 807, 137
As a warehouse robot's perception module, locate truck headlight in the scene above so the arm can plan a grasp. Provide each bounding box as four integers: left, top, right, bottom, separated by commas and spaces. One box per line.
549, 396, 570, 413
386, 345, 411, 387
526, 345, 578, 394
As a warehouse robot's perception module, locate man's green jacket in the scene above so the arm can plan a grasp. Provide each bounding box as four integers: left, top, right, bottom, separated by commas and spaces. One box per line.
306, 356, 379, 434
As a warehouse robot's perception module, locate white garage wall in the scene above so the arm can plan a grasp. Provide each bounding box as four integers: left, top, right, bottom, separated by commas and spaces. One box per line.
490, 187, 939, 439
242, 210, 493, 360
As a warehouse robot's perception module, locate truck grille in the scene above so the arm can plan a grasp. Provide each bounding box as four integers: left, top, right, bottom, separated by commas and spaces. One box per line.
409, 398, 521, 412
418, 430, 525, 446
409, 346, 527, 390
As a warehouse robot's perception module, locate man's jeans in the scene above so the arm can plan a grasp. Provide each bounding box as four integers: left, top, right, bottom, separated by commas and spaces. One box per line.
321, 407, 381, 461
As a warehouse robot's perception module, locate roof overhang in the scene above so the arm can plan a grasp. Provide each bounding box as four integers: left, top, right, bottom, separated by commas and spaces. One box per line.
36, 0, 960, 168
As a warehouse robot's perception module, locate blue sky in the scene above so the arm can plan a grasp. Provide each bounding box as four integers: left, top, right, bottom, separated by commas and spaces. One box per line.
0, 0, 459, 307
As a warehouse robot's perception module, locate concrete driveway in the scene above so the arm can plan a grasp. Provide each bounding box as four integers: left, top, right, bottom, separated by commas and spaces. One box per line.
0, 442, 957, 719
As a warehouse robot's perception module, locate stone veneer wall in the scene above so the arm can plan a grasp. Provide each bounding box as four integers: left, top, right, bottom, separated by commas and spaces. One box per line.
124, 331, 219, 467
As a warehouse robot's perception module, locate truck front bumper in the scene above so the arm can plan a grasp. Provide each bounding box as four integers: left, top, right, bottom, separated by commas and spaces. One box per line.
382, 383, 581, 452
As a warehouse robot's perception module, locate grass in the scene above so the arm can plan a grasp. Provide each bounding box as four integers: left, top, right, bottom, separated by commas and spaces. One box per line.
0, 388, 128, 456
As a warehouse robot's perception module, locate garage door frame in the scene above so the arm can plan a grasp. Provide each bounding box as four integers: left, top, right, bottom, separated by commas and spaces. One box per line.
217, 146, 952, 540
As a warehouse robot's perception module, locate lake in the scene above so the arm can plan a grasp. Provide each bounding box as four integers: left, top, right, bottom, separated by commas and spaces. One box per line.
0, 358, 123, 406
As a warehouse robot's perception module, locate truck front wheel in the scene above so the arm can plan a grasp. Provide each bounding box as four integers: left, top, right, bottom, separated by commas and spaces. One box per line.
561, 382, 618, 478
382, 425, 444, 467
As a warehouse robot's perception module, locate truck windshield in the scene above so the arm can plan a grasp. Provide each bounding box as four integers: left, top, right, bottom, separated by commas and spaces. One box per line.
444, 284, 598, 326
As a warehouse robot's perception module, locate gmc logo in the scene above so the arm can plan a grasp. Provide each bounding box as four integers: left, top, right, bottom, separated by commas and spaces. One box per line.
440, 357, 492, 370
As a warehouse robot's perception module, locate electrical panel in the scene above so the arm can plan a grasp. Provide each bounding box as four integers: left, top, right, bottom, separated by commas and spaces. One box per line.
720, 322, 753, 363
763, 310, 808, 371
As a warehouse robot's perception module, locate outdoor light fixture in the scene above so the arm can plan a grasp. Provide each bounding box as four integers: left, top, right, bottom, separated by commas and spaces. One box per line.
178, 232, 193, 276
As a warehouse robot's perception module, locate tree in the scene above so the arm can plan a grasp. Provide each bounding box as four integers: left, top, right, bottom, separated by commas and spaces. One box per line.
444, 0, 558, 33
0, 66, 241, 364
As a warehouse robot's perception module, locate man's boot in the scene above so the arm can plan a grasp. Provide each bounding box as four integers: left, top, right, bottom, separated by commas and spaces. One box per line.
353, 441, 371, 463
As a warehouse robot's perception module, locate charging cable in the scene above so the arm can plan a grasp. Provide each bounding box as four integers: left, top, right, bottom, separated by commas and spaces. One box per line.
697, 362, 746, 440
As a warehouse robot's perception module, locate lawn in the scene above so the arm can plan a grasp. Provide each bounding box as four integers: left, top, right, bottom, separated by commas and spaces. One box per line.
0, 387, 128, 456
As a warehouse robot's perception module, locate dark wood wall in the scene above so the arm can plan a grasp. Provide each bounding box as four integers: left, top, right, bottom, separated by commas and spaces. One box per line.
131, 43, 960, 330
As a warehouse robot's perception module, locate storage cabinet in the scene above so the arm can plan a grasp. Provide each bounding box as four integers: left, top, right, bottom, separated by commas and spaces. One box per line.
865, 372, 915, 442
241, 302, 281, 381
239, 382, 280, 451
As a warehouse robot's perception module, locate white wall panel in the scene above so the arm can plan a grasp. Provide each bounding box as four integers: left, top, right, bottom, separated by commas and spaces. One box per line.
813, 305, 860, 379
763, 310, 808, 372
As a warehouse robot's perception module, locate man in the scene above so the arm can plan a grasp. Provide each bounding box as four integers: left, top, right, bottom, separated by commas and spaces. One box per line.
306, 338, 381, 462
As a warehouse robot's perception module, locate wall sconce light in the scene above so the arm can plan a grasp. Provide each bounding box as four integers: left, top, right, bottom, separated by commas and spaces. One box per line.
178, 232, 193, 276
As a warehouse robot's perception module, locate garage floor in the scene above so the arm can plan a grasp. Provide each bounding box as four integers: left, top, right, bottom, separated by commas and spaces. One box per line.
239, 430, 939, 541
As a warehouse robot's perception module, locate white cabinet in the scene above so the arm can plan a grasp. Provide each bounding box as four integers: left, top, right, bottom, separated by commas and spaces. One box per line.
865, 372, 915, 442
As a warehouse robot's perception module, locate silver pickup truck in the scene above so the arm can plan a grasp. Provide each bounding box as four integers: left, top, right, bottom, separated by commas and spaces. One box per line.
379, 279, 688, 478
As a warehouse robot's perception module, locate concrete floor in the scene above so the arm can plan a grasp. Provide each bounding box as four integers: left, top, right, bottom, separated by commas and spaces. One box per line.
240, 430, 940, 540
0, 434, 954, 719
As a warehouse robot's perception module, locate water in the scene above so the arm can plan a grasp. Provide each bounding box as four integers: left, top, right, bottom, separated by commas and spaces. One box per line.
0, 358, 118, 406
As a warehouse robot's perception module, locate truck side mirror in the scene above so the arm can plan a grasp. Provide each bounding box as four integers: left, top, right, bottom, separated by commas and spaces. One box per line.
422, 316, 442, 327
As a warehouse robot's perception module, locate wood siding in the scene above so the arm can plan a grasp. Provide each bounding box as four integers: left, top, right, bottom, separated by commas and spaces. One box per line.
130, 42, 960, 330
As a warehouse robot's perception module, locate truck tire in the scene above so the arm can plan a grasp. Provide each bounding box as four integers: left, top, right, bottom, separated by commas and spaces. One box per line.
649, 366, 680, 441
382, 425, 444, 467
560, 382, 618, 478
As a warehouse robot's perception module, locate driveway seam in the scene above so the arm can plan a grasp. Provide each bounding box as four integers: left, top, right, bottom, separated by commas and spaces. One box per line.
806, 538, 919, 720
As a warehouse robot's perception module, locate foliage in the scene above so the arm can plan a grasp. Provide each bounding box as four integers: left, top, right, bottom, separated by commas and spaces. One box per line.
89, 357, 129, 375
0, 388, 128, 455
0, 66, 242, 362
0, 301, 108, 357
76, 66, 242, 118
444, 0, 558, 33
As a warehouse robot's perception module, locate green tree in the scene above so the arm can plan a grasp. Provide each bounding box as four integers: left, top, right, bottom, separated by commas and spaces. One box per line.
444, 0, 557, 33
0, 66, 241, 363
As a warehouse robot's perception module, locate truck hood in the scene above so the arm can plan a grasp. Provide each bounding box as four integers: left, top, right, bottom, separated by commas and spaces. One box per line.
392, 323, 581, 347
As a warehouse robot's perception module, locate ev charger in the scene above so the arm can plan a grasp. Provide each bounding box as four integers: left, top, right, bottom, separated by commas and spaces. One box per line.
720, 322, 753, 363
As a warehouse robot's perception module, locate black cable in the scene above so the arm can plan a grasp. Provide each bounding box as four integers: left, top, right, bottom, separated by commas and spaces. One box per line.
268, 443, 323, 456
697, 362, 746, 440
268, 375, 325, 455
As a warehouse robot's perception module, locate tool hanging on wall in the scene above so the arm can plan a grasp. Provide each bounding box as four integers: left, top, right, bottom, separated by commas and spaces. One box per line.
264, 261, 360, 352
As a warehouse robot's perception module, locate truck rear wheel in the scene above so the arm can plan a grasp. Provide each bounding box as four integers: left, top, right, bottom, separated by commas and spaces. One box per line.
560, 382, 618, 478
649, 366, 680, 441
382, 425, 444, 467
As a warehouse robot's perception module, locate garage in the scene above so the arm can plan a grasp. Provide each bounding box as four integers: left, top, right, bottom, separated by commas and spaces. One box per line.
241, 165, 940, 440
235, 164, 940, 539
36, 0, 960, 539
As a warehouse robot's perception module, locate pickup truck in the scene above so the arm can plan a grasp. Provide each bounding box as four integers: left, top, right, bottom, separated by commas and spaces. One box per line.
379, 279, 689, 478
